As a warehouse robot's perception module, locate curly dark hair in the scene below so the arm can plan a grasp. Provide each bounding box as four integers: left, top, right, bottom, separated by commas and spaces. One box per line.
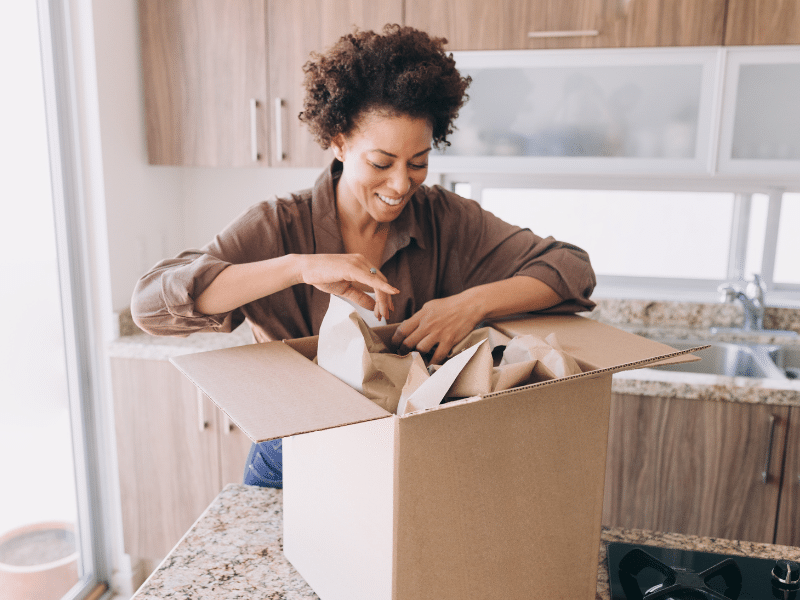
299, 24, 471, 150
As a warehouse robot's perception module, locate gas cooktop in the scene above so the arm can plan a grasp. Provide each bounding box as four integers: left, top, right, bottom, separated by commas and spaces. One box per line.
607, 542, 800, 600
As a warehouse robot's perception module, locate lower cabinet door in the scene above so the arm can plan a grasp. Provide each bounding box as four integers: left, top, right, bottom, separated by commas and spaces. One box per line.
775, 407, 800, 546
603, 392, 788, 544
218, 410, 257, 486
111, 358, 222, 562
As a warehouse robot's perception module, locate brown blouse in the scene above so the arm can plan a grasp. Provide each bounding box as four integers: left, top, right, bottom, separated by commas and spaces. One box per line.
131, 161, 596, 343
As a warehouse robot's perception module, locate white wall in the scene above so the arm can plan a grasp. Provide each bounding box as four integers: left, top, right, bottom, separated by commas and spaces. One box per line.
181, 167, 320, 248
91, 0, 182, 312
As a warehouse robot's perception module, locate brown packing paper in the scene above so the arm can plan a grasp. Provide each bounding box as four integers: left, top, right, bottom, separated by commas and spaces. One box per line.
396, 340, 485, 415
445, 327, 509, 398
444, 327, 582, 397
500, 332, 582, 379
318, 297, 583, 415
396, 352, 430, 416
317, 295, 411, 413
318, 296, 487, 416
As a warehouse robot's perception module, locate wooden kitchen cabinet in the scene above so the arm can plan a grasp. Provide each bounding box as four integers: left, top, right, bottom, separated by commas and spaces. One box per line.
219, 409, 258, 486
111, 357, 252, 577
139, 0, 270, 166
725, 0, 800, 46
775, 407, 800, 546
603, 392, 789, 544
267, 0, 403, 167
404, 0, 726, 50
139, 0, 402, 168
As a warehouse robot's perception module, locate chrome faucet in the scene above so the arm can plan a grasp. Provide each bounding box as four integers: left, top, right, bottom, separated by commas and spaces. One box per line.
718, 274, 766, 330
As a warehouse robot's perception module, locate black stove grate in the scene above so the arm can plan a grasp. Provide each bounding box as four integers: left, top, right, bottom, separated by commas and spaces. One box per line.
607, 542, 799, 600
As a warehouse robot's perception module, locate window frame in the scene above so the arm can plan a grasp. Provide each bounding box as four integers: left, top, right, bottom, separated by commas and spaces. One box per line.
37, 0, 114, 597
437, 172, 800, 306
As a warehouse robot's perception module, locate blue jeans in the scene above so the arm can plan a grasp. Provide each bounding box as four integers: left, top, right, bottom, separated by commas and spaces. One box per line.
243, 439, 283, 488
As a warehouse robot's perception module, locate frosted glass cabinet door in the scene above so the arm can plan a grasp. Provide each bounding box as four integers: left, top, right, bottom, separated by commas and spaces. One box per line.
718, 47, 800, 176
430, 48, 720, 175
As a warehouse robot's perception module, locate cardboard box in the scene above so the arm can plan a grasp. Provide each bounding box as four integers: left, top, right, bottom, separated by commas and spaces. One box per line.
171, 314, 701, 600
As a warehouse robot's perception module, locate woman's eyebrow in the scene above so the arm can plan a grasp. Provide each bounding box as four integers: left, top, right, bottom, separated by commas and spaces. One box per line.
370, 148, 432, 158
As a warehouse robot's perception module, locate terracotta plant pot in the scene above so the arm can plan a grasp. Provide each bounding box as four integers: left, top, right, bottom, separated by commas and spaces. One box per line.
0, 521, 79, 600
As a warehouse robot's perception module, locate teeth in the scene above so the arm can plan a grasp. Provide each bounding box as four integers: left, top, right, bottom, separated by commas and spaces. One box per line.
377, 194, 403, 206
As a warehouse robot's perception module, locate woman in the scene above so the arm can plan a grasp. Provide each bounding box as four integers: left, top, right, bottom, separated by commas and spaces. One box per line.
131, 25, 596, 488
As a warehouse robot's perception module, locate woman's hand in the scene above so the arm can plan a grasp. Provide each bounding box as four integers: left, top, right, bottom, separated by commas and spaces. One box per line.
298, 254, 399, 321
390, 277, 563, 365
391, 294, 484, 365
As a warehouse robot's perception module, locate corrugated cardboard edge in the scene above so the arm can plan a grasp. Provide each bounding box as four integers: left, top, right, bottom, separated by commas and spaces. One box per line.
489, 314, 703, 371
479, 345, 708, 400
173, 361, 394, 444
398, 345, 709, 417
170, 342, 392, 444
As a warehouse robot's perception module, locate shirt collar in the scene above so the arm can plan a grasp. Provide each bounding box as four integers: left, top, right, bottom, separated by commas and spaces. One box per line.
311, 160, 345, 255
312, 160, 427, 265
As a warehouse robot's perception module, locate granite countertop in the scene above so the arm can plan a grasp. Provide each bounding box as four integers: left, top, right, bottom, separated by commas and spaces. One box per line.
131, 484, 800, 600
109, 300, 800, 407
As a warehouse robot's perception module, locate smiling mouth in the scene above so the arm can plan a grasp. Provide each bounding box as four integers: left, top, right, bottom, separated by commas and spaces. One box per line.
377, 193, 404, 207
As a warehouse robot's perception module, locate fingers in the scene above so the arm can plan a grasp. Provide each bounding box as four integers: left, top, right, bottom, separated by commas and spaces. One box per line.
391, 314, 420, 351
364, 269, 399, 298
393, 321, 453, 364
373, 284, 395, 321
301, 254, 399, 298
430, 338, 453, 366
337, 286, 377, 313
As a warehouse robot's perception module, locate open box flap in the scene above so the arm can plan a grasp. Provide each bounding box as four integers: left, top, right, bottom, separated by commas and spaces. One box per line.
171, 341, 391, 443
489, 314, 703, 370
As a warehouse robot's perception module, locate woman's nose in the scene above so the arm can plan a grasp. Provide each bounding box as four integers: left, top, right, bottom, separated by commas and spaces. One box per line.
387, 166, 411, 196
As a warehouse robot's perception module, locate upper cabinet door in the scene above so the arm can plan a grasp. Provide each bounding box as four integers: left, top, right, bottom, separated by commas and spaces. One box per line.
429, 47, 721, 176
139, 0, 269, 166
268, 1, 404, 168
725, 0, 800, 45
716, 47, 800, 176
404, 0, 726, 51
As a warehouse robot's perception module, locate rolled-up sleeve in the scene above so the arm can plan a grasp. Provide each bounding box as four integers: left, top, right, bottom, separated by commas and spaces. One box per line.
131, 252, 241, 336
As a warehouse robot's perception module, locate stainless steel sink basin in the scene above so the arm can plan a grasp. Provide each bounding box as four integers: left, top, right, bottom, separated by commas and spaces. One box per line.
770, 345, 800, 380
648, 339, 789, 379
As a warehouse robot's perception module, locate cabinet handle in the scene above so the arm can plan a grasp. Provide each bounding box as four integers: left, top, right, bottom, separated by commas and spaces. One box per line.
250, 98, 260, 162
197, 389, 209, 432
527, 30, 599, 38
222, 411, 234, 435
274, 98, 287, 161
762, 414, 776, 484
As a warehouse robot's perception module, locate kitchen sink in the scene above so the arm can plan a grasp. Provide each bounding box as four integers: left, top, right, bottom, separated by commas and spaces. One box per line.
771, 345, 800, 380
648, 338, 790, 380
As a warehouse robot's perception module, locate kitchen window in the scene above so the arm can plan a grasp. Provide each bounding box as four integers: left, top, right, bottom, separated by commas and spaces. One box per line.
480, 189, 734, 280
775, 193, 800, 286
447, 178, 799, 304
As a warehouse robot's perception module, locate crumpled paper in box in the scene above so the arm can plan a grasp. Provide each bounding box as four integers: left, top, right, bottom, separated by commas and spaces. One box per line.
317, 295, 582, 416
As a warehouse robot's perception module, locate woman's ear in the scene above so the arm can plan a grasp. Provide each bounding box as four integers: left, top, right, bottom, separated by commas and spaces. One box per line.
330, 134, 346, 162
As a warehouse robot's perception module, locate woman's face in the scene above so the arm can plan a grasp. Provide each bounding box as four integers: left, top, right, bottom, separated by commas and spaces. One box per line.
332, 111, 433, 224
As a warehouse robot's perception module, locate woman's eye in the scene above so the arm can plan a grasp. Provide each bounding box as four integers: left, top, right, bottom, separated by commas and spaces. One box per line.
409, 163, 428, 170
370, 162, 391, 170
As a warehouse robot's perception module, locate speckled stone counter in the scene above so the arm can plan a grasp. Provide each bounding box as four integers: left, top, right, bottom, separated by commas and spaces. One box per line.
109, 300, 800, 407
108, 323, 255, 360
131, 484, 800, 600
